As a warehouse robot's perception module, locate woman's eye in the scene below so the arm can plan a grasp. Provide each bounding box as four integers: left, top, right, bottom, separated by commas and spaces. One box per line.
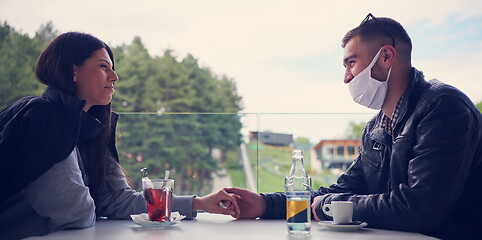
100, 64, 108, 69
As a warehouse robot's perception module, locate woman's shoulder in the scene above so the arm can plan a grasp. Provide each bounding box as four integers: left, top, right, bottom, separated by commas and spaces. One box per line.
0, 95, 63, 132
3, 95, 55, 113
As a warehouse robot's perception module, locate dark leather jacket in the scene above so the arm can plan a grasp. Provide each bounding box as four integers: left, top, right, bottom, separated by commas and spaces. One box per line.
263, 68, 482, 239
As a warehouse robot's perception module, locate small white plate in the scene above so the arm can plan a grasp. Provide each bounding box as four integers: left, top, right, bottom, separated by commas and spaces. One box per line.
318, 221, 368, 231
130, 212, 185, 229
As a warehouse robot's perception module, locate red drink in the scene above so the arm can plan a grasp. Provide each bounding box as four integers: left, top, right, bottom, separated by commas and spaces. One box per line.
144, 188, 172, 221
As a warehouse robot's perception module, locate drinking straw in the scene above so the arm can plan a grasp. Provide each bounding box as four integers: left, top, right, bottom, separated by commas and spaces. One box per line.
161, 170, 170, 189
163, 170, 170, 221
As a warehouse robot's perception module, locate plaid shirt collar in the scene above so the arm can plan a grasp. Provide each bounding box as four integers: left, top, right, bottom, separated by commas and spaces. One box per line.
380, 94, 404, 136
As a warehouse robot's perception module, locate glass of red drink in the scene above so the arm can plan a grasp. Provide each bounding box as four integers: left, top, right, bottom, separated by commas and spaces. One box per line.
142, 178, 174, 221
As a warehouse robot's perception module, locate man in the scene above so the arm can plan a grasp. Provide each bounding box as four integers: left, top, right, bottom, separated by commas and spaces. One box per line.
225, 14, 482, 239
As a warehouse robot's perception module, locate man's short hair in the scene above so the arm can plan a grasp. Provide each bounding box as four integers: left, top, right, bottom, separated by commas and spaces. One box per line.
342, 17, 412, 62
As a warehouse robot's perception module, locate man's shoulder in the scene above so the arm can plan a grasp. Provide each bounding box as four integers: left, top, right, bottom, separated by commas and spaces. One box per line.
423, 79, 469, 100
412, 79, 481, 122
416, 79, 474, 110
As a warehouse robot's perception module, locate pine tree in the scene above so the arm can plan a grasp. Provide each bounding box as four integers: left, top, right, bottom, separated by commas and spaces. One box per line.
0, 22, 47, 109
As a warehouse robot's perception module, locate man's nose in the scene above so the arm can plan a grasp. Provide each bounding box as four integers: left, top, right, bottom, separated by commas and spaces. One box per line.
344, 69, 353, 84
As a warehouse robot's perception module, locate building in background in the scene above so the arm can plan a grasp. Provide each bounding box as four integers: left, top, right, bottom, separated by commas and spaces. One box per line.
313, 139, 361, 169
249, 131, 293, 146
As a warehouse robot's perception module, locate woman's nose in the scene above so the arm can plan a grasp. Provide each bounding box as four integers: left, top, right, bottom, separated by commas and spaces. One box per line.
111, 71, 119, 82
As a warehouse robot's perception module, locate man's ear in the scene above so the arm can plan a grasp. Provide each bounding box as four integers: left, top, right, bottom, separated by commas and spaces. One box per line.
382, 46, 396, 66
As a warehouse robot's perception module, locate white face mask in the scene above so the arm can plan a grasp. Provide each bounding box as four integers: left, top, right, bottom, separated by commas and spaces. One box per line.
348, 47, 392, 110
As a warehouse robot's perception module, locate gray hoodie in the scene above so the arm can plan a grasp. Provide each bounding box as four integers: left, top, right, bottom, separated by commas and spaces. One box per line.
0, 147, 196, 239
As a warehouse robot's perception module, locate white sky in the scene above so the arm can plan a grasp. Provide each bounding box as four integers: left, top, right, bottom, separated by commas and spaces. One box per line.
1, 0, 481, 142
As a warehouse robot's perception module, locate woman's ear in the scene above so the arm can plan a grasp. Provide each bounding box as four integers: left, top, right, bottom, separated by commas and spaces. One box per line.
73, 65, 78, 82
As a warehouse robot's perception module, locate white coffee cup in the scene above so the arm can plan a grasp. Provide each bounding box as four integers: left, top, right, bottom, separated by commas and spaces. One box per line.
322, 201, 353, 224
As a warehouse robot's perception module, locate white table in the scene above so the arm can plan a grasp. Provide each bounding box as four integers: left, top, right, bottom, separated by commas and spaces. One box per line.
27, 213, 437, 240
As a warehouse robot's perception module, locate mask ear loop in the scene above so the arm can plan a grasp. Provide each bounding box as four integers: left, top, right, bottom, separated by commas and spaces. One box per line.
386, 67, 392, 82
379, 46, 393, 82
367, 47, 384, 70
365, 48, 391, 109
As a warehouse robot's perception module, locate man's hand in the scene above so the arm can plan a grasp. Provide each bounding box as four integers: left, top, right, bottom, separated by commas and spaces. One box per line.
192, 189, 240, 218
224, 187, 266, 219
311, 196, 323, 221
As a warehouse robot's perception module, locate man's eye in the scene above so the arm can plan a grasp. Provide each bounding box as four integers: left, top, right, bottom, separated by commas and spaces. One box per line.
100, 64, 108, 69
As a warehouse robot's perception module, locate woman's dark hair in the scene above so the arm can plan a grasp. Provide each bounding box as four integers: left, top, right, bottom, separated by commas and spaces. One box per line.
35, 32, 115, 92
35, 32, 115, 202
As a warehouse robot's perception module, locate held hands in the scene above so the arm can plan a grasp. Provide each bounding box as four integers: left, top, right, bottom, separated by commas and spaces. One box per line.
192, 187, 266, 219
192, 189, 240, 218
224, 187, 266, 219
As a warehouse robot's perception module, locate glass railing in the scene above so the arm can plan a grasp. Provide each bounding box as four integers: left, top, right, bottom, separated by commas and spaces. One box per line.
115, 112, 374, 196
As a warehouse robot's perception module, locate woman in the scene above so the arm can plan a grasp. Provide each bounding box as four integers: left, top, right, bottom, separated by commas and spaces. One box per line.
0, 32, 239, 239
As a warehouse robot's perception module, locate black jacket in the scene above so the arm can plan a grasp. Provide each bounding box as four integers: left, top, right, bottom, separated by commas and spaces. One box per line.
0, 86, 119, 206
263, 68, 482, 239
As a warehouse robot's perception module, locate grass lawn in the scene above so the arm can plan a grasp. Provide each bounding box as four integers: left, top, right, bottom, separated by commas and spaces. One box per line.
226, 165, 246, 188
247, 142, 341, 193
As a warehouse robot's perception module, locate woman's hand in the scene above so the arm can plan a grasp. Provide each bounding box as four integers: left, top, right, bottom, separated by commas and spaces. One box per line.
192, 189, 240, 218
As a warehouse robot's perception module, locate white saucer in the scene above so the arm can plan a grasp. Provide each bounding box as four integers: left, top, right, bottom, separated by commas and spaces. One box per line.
130, 212, 185, 229
318, 221, 368, 231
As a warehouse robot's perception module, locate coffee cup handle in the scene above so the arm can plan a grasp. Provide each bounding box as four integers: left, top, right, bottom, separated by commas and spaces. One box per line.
322, 204, 333, 216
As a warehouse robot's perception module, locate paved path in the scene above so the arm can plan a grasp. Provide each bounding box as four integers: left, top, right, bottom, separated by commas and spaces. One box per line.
240, 143, 257, 192
210, 143, 257, 192
211, 168, 233, 191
